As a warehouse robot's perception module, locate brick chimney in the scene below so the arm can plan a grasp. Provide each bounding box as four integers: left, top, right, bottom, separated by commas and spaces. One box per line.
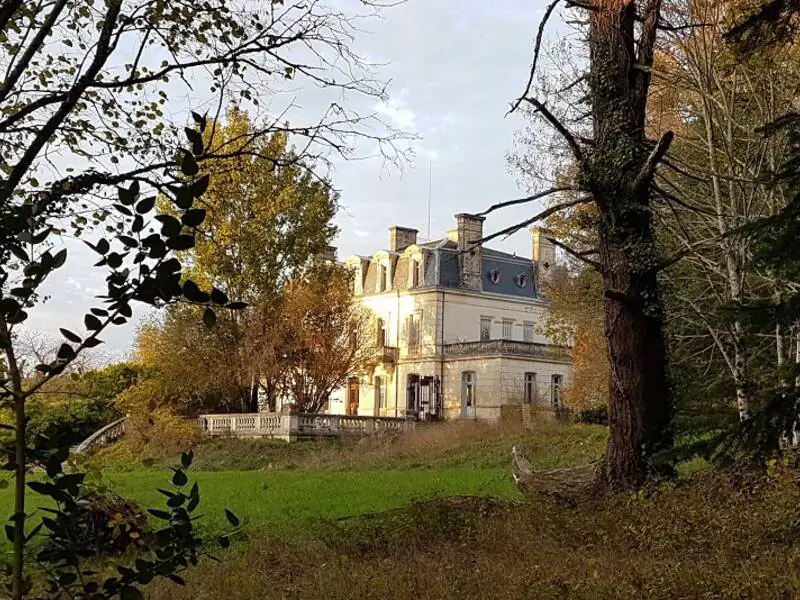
388, 226, 418, 252
456, 213, 485, 290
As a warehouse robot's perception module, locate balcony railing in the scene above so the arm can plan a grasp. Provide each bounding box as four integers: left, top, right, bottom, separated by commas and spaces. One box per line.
196, 412, 415, 441
376, 345, 398, 363
442, 339, 570, 360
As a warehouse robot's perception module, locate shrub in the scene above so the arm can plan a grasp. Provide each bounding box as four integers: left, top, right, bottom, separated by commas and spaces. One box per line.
41, 486, 151, 557
575, 407, 608, 425
122, 408, 204, 460
0, 398, 119, 451
28, 398, 119, 448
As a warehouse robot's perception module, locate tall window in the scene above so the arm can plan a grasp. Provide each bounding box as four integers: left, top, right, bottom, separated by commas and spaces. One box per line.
480, 316, 492, 342
407, 313, 420, 349
412, 258, 422, 288
524, 372, 537, 404
523, 321, 534, 343
378, 264, 387, 292
502, 318, 514, 339
376, 318, 386, 347
551, 374, 563, 407
462, 371, 477, 418
374, 376, 386, 411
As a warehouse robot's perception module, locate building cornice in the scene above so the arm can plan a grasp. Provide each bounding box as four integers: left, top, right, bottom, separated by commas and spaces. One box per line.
358, 285, 549, 307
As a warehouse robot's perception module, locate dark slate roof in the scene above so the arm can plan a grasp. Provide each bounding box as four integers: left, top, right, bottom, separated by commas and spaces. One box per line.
483, 247, 526, 262
481, 256, 537, 298
437, 249, 461, 288
356, 242, 539, 299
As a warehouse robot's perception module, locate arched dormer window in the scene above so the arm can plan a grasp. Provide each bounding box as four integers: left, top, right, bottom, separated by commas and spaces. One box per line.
404, 246, 426, 289
373, 252, 392, 293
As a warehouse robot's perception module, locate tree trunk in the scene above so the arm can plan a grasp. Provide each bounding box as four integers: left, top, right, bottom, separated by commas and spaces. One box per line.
777, 321, 787, 388
0, 317, 26, 600
587, 0, 673, 491
793, 324, 800, 446
594, 199, 673, 490
732, 321, 750, 420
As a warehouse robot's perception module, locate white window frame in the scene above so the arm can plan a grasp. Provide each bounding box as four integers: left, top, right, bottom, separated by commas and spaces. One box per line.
524, 372, 537, 404
551, 374, 563, 407
480, 316, 492, 342
384, 261, 392, 291
502, 318, 514, 339
407, 312, 421, 349
408, 254, 425, 289
375, 376, 386, 410
523, 321, 534, 343
377, 264, 387, 292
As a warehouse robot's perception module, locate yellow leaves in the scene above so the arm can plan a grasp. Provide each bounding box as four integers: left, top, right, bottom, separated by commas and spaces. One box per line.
543, 267, 609, 411
183, 105, 336, 303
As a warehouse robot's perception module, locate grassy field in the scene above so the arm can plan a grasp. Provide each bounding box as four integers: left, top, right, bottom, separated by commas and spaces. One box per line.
14, 418, 800, 599
2, 419, 602, 543
111, 467, 520, 536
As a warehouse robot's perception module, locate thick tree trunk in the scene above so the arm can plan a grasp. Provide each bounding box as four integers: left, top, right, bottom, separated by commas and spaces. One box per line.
594, 200, 673, 490
587, 0, 673, 491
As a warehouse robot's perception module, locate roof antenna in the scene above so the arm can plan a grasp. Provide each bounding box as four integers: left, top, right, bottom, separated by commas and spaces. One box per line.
426, 158, 432, 241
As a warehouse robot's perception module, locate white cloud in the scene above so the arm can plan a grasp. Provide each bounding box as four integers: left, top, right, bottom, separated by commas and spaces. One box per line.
374, 94, 416, 131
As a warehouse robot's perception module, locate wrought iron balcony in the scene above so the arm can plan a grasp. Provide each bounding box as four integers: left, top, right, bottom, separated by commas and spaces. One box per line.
441, 339, 570, 360
376, 345, 398, 363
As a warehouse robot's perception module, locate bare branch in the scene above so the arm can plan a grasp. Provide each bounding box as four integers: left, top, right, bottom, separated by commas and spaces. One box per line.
523, 97, 584, 162
476, 186, 577, 217
509, 0, 563, 114
652, 183, 718, 217
549, 237, 602, 271
1, 1, 122, 202
0, 0, 69, 105
632, 130, 674, 194
469, 195, 593, 247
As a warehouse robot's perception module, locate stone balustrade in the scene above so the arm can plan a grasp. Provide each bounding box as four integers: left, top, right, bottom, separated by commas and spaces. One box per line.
72, 417, 128, 455
196, 412, 415, 442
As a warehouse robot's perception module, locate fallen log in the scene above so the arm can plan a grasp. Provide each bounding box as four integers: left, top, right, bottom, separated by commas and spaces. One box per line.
511, 445, 596, 503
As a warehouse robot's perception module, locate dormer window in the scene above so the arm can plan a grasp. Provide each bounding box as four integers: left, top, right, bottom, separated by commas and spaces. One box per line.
412, 258, 422, 288
515, 273, 528, 288
378, 264, 387, 292
488, 269, 501, 285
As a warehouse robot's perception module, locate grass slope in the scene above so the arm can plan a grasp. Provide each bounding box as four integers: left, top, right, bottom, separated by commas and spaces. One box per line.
148, 473, 800, 599
2, 420, 598, 547
110, 467, 519, 537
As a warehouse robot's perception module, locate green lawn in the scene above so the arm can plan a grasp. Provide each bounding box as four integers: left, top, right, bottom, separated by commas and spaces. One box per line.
110, 467, 520, 536
0, 466, 519, 547
3, 420, 598, 548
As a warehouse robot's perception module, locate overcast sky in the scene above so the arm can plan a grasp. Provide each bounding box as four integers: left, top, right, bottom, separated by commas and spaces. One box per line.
27, 0, 561, 361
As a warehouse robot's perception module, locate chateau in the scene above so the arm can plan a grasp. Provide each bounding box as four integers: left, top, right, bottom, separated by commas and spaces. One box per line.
326, 213, 572, 420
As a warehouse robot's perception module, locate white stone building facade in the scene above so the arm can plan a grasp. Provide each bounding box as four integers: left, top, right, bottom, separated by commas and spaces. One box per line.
326, 213, 572, 420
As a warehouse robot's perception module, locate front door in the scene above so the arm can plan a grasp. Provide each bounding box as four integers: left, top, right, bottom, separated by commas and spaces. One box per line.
461, 371, 476, 418
347, 378, 360, 415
